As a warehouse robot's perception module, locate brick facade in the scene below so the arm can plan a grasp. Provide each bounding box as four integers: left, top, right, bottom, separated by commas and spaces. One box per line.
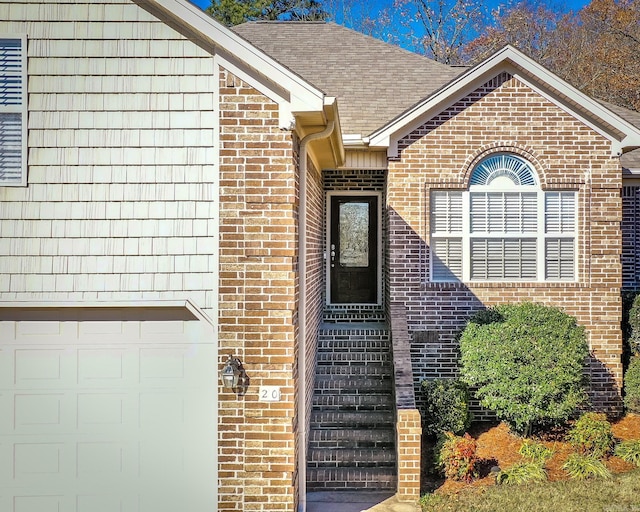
387, 72, 624, 414
622, 185, 640, 290
218, 68, 299, 511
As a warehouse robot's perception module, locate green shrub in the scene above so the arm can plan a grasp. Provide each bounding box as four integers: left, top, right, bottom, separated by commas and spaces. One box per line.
566, 412, 614, 458
518, 440, 554, 465
628, 294, 640, 356
562, 453, 612, 480
615, 439, 640, 467
435, 432, 479, 482
496, 462, 547, 485
421, 378, 472, 436
459, 302, 589, 435
624, 357, 640, 413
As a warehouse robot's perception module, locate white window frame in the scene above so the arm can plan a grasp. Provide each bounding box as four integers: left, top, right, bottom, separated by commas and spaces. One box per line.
430, 154, 577, 283
0, 35, 27, 186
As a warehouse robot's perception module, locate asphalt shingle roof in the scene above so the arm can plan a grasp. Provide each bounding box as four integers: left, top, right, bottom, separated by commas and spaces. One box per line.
233, 22, 640, 167
232, 21, 463, 137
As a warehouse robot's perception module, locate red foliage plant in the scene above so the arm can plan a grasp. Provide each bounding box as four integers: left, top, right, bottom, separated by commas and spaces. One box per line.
437, 432, 480, 483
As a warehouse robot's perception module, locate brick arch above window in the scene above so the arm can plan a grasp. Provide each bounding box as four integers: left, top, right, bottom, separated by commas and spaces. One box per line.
461, 143, 548, 189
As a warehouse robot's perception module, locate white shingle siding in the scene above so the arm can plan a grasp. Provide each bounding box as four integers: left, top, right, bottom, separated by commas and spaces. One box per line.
0, 0, 218, 308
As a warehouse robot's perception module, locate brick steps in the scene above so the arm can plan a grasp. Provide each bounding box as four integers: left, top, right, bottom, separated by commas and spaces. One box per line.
307, 307, 397, 492
308, 427, 395, 449
307, 467, 397, 490
308, 447, 396, 467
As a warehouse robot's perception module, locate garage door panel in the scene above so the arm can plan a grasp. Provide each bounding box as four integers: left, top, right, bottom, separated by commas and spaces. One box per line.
0, 307, 217, 512
77, 348, 134, 385
14, 442, 64, 478
14, 393, 64, 429
77, 393, 127, 429
76, 493, 128, 512
14, 348, 77, 387
13, 494, 64, 512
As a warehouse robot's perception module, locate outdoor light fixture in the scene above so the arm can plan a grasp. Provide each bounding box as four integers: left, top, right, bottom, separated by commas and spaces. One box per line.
221, 355, 248, 395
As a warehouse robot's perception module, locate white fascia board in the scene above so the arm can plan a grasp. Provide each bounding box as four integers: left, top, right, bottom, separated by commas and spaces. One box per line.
370, 45, 640, 157
138, 0, 325, 119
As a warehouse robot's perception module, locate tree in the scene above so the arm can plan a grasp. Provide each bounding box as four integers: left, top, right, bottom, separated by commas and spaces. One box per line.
459, 302, 589, 436
394, 0, 487, 64
557, 0, 640, 111
207, 0, 328, 27
463, 0, 564, 65
464, 0, 640, 111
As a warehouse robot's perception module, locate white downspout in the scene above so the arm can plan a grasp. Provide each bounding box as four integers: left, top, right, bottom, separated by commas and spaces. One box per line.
297, 120, 335, 512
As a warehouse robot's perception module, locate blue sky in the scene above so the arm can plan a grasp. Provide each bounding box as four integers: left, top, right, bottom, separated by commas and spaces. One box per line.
188, 0, 594, 43
190, 0, 592, 14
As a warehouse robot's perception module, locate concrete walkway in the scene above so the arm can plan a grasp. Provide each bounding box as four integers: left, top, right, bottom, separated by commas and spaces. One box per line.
306, 492, 421, 512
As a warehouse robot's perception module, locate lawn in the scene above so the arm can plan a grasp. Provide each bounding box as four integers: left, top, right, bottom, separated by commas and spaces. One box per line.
421, 469, 640, 512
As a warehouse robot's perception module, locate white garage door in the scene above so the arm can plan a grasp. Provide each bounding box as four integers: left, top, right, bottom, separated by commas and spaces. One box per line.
0, 304, 217, 512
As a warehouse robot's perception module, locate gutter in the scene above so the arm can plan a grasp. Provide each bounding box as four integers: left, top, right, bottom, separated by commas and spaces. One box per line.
297, 119, 335, 512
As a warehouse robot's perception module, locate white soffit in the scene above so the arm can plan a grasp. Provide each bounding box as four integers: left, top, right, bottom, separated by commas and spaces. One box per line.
369, 45, 640, 158
134, 0, 326, 125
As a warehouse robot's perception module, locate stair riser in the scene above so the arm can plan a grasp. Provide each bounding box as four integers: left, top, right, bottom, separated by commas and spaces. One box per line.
309, 449, 396, 466
307, 468, 397, 491
312, 395, 394, 410
315, 364, 391, 376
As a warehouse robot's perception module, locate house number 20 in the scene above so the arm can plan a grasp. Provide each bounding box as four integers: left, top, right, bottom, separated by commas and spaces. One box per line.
259, 386, 281, 402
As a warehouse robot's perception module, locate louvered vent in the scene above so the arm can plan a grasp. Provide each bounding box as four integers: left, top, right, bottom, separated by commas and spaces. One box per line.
0, 37, 25, 185
470, 154, 537, 186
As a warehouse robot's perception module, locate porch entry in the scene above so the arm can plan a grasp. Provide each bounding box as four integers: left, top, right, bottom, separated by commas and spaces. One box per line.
327, 193, 380, 304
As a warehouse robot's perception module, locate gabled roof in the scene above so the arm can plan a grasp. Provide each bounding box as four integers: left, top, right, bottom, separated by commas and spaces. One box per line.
369, 45, 640, 158
232, 21, 463, 138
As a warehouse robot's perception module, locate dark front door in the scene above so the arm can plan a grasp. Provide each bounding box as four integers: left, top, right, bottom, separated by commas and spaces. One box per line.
329, 195, 378, 304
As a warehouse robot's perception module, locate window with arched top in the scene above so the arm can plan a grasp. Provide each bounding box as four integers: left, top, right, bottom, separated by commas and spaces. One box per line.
430, 153, 577, 282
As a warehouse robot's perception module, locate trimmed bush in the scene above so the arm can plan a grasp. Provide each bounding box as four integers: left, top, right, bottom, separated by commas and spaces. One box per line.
562, 453, 611, 480
624, 357, 640, 413
435, 432, 479, 482
566, 412, 614, 458
459, 302, 589, 435
615, 439, 640, 467
421, 378, 472, 436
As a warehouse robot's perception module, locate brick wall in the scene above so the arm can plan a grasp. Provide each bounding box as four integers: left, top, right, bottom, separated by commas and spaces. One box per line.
218, 68, 298, 511
622, 185, 640, 290
300, 154, 325, 493
387, 72, 624, 414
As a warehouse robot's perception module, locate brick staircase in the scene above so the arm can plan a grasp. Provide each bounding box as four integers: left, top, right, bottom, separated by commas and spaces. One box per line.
307, 306, 397, 491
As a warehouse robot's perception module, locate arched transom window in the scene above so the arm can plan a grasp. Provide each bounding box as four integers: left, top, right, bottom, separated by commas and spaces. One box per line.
430, 153, 577, 282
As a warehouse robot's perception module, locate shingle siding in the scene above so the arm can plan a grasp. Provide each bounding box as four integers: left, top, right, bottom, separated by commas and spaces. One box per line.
0, 0, 217, 310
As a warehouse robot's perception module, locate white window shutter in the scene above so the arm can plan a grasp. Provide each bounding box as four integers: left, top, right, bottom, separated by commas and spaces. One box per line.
546, 238, 575, 280
471, 238, 537, 280
545, 192, 576, 233
0, 37, 26, 185
432, 238, 462, 281
431, 191, 463, 233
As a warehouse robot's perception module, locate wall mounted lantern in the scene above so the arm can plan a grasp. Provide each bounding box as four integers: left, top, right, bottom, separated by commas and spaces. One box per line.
221, 355, 248, 395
